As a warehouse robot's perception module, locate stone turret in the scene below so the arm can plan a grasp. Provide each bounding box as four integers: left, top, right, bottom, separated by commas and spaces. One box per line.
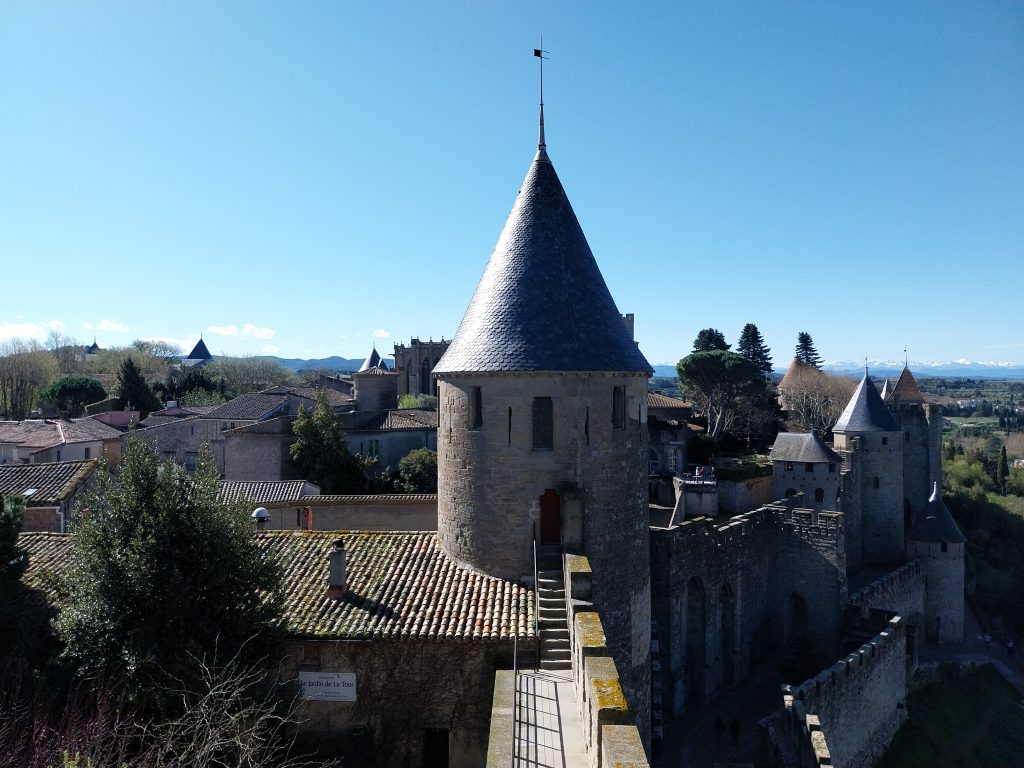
833, 371, 904, 570
353, 348, 398, 411
907, 483, 966, 643
433, 120, 652, 741
885, 366, 943, 525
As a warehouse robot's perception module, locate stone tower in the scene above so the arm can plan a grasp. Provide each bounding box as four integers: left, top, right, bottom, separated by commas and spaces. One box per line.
885, 366, 943, 526
353, 348, 398, 411
833, 372, 905, 570
433, 114, 653, 737
907, 483, 966, 643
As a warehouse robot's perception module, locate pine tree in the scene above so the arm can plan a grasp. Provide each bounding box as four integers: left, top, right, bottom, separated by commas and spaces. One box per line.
795, 332, 824, 369
737, 323, 774, 380
692, 328, 730, 353
290, 389, 368, 493
997, 445, 1010, 494
116, 357, 161, 417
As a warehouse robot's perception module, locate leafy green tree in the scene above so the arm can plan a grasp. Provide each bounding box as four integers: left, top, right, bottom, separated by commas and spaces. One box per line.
116, 358, 161, 418
795, 332, 823, 369
55, 437, 283, 712
0, 495, 27, 592
396, 448, 438, 493
736, 323, 774, 380
290, 389, 368, 493
38, 375, 107, 416
677, 350, 764, 442
691, 328, 730, 353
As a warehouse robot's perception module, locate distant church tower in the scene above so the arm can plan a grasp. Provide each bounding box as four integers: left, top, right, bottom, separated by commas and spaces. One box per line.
833, 371, 905, 570
433, 106, 653, 735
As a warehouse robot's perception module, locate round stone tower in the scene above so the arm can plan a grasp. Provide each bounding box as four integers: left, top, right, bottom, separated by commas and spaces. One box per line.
833, 371, 905, 570
433, 117, 652, 739
907, 483, 966, 643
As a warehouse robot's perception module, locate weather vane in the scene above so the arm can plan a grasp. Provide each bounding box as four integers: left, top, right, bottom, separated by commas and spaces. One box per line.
534, 41, 549, 151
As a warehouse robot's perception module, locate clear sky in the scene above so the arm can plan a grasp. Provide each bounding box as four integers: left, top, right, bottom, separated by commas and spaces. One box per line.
1, 2, 1021, 366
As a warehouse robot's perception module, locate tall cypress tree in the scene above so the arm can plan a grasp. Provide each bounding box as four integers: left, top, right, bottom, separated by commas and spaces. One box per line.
737, 323, 774, 380
117, 357, 161, 418
795, 332, 824, 369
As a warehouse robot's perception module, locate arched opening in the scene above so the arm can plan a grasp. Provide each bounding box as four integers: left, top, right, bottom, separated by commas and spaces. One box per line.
872, 476, 880, 489
685, 577, 707, 706
787, 592, 810, 654
814, 487, 825, 503
719, 583, 736, 687
539, 489, 561, 545
649, 448, 660, 474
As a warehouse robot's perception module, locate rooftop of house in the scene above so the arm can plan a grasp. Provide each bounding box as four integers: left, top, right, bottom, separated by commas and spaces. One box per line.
348, 409, 438, 433
15, 530, 535, 642
218, 480, 319, 506
206, 394, 290, 421
0, 460, 98, 506
433, 139, 652, 376
260, 386, 354, 410
0, 418, 122, 451
647, 392, 692, 411
769, 432, 842, 464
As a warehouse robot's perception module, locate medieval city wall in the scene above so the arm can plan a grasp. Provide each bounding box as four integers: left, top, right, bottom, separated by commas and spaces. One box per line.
717, 474, 773, 515
847, 560, 925, 628
783, 616, 908, 768
907, 540, 965, 643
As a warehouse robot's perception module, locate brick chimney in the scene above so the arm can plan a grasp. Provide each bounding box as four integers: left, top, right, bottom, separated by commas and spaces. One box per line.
326, 539, 347, 597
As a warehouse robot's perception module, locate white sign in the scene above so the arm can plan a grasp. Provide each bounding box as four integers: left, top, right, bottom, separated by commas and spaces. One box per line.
299, 671, 357, 702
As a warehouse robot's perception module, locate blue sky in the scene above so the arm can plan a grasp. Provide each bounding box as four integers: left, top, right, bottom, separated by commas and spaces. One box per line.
1, 2, 1021, 366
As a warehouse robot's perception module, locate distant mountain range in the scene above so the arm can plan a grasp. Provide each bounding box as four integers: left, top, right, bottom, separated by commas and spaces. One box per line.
267, 357, 1024, 380
650, 360, 1024, 380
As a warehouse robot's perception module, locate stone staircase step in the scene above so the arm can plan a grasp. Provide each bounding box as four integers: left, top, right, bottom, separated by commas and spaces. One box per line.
538, 658, 572, 670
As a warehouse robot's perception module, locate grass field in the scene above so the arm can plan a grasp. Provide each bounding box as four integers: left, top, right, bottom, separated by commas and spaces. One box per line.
876, 664, 1024, 768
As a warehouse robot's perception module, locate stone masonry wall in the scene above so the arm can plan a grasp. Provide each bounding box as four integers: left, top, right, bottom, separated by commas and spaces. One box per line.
907, 540, 965, 643
836, 431, 904, 567
284, 637, 509, 768
260, 496, 438, 532
718, 474, 774, 515
847, 560, 925, 629
436, 371, 651, 742
783, 616, 908, 768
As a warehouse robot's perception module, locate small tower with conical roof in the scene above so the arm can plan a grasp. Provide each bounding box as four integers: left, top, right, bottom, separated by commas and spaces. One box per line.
353, 347, 398, 411
433, 108, 652, 739
908, 483, 966, 643
885, 365, 943, 526
833, 371, 905, 570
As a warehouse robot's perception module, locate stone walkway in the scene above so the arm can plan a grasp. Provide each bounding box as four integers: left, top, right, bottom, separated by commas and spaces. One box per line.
512, 669, 588, 768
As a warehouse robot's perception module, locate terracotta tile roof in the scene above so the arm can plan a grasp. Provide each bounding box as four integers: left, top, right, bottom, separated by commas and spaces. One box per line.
206, 394, 289, 421
261, 386, 354, 409
0, 419, 123, 451
218, 480, 317, 505
647, 392, 692, 410
0, 460, 98, 505
299, 494, 437, 505
259, 531, 534, 641
348, 409, 437, 432
15, 530, 535, 643
8, 532, 67, 629
59, 419, 123, 443
887, 367, 926, 403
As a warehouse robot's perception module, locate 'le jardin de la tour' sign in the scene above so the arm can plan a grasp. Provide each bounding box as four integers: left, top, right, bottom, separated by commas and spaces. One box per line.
299, 671, 357, 702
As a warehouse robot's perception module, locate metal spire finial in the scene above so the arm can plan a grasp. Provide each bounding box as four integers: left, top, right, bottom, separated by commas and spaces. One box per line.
533, 43, 549, 152
904, 348, 908, 367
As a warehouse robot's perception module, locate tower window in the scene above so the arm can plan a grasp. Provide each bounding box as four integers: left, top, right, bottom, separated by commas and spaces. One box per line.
815, 488, 825, 503
612, 386, 626, 429
584, 407, 590, 444
873, 477, 880, 489
508, 407, 512, 445
469, 387, 482, 430
533, 397, 553, 451
882, 436, 888, 446
828, 463, 836, 473
941, 542, 948, 553
804, 462, 815, 473
785, 461, 794, 471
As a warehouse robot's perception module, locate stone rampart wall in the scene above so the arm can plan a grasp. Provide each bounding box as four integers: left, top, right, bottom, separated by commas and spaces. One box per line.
848, 560, 924, 626
717, 474, 773, 515
564, 555, 651, 768
782, 616, 908, 768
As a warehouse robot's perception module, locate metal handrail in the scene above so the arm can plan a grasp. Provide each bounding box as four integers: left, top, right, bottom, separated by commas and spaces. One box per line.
510, 633, 518, 768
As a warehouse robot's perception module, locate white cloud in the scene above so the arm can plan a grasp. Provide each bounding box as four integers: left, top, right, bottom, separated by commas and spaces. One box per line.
243, 323, 274, 340
372, 329, 391, 339
140, 335, 196, 353
0, 320, 66, 342
206, 323, 274, 340
261, 344, 279, 354
83, 319, 130, 333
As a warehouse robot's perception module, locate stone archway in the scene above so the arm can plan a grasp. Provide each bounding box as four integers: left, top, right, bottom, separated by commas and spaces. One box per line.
685, 576, 707, 706
720, 583, 736, 687
539, 489, 561, 545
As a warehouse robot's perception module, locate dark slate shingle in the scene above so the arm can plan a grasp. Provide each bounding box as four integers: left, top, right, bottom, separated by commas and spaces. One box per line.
433, 148, 652, 375
833, 373, 900, 433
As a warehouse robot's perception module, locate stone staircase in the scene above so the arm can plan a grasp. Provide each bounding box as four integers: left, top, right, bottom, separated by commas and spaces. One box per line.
536, 544, 571, 670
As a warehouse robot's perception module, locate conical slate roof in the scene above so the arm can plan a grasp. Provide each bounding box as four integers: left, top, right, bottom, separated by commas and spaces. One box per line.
769, 432, 842, 464
358, 348, 383, 372
433, 144, 651, 375
879, 378, 893, 400
909, 483, 966, 544
888, 366, 925, 403
833, 372, 900, 433
187, 338, 212, 360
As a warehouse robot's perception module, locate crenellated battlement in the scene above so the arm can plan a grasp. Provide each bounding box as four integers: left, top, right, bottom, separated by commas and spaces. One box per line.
849, 561, 923, 610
